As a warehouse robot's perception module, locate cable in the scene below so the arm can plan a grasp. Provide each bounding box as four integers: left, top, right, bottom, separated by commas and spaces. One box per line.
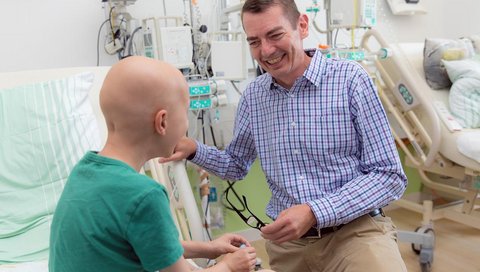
230, 81, 243, 96
188, 109, 204, 141
333, 28, 339, 48
202, 43, 212, 79
109, 6, 116, 45
207, 111, 217, 147
97, 19, 111, 66
200, 110, 206, 144
162, 0, 167, 17
128, 26, 143, 56
204, 199, 213, 241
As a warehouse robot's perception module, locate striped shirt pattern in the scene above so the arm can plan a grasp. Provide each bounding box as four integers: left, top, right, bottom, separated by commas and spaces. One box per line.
192, 49, 407, 228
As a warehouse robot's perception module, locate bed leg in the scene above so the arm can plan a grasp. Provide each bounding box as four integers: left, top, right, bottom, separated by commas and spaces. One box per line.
421, 200, 433, 226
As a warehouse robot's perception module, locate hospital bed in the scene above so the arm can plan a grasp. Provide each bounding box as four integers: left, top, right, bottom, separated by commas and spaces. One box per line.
360, 29, 480, 271
0, 67, 204, 271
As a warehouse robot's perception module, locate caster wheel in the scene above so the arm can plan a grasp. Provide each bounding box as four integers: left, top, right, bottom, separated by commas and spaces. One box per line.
420, 262, 431, 272
411, 226, 434, 255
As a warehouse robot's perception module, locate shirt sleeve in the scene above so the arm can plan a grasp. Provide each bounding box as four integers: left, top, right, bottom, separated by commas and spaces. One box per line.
126, 187, 184, 272
191, 91, 257, 180
307, 64, 407, 228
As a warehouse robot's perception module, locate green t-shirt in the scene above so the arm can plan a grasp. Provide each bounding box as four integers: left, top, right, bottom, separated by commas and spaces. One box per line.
49, 151, 183, 272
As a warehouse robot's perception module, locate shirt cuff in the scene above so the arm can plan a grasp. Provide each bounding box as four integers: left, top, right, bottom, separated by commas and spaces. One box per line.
189, 140, 207, 165
186, 152, 196, 161
306, 198, 337, 229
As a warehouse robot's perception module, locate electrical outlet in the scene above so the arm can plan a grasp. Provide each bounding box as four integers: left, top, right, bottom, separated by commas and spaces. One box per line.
105, 39, 123, 55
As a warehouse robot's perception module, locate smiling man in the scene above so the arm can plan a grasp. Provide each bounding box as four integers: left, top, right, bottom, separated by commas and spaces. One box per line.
160, 1, 408, 271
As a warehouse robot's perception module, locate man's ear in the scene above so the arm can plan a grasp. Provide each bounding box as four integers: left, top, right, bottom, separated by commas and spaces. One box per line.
154, 109, 168, 135
298, 14, 309, 39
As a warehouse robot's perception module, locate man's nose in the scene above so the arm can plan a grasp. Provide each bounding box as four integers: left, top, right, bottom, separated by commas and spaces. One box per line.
260, 40, 275, 56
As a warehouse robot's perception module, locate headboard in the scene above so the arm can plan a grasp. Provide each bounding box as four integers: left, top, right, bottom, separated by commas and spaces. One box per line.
0, 66, 111, 144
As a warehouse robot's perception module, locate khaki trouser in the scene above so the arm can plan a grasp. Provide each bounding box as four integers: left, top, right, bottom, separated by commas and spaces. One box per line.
265, 214, 407, 272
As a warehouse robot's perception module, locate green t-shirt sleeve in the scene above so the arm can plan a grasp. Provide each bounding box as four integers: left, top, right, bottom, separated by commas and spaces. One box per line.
126, 186, 184, 271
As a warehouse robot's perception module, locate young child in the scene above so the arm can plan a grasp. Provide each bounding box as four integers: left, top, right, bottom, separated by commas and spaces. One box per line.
49, 56, 257, 272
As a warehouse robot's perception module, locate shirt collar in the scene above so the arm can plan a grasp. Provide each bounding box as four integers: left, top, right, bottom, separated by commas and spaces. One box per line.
303, 49, 329, 88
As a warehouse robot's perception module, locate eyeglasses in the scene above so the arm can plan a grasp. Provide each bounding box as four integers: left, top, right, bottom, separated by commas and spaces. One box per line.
223, 181, 267, 231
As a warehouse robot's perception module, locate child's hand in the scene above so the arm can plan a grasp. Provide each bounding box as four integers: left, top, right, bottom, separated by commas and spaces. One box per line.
207, 234, 250, 259
220, 246, 256, 272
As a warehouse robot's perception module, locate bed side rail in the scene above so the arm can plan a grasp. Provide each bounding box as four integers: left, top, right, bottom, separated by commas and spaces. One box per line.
360, 29, 441, 167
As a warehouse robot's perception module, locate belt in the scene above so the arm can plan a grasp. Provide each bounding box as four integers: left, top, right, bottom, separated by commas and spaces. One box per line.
301, 208, 384, 239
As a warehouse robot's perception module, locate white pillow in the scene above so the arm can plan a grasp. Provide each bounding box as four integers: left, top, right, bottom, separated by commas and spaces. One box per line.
0, 72, 101, 263
470, 34, 480, 54
424, 38, 475, 89
443, 58, 480, 129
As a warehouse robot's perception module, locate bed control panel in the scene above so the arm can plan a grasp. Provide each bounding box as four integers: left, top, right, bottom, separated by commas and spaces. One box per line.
433, 101, 463, 132
394, 81, 420, 111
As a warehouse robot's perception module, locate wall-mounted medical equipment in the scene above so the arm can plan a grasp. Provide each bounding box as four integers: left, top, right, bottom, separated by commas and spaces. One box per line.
386, 0, 427, 16
311, 0, 378, 47
102, 0, 137, 5
141, 17, 194, 69
100, 0, 140, 59
330, 0, 377, 27
188, 79, 228, 110
319, 44, 391, 62
210, 32, 248, 81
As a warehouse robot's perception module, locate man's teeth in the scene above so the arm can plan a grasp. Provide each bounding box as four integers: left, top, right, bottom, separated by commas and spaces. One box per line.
267, 56, 282, 64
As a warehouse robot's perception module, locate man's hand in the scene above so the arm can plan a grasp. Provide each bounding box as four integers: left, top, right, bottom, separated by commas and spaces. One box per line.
260, 204, 316, 244
158, 136, 196, 163
206, 234, 251, 259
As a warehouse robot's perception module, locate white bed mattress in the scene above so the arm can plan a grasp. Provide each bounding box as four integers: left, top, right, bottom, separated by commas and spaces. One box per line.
396, 43, 480, 171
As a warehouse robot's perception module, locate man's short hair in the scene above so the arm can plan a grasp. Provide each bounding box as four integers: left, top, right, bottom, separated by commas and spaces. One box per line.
241, 0, 301, 29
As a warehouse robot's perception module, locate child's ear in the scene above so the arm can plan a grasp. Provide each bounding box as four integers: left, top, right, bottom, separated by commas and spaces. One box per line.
154, 109, 167, 135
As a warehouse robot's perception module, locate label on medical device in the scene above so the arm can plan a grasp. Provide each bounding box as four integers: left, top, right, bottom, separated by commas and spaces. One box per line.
433, 101, 463, 132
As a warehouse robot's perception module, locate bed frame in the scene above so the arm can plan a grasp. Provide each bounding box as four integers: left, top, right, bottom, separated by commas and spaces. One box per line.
360, 29, 480, 229
360, 29, 480, 272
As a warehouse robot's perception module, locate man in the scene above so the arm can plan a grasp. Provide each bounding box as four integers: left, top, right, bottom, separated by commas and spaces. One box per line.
160, 1, 407, 271
49, 56, 258, 272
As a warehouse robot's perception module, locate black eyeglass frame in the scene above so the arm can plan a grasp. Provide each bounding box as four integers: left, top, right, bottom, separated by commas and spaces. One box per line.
224, 184, 267, 231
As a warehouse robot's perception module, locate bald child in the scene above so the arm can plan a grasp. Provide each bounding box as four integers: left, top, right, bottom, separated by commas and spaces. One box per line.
49, 57, 257, 272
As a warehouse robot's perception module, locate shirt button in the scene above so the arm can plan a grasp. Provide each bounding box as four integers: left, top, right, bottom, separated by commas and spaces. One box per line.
299, 175, 304, 180
291, 122, 296, 127
293, 149, 300, 155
